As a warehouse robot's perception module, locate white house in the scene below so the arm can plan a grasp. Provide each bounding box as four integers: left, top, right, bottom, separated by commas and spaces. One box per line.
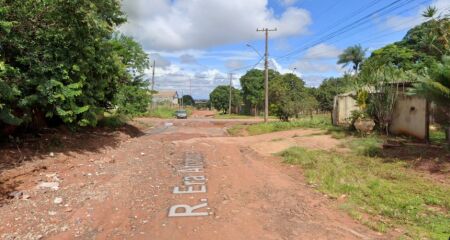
152, 91, 179, 107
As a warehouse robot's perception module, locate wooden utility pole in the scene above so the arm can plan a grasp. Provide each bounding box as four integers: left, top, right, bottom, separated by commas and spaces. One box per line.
257, 28, 277, 122
151, 60, 156, 91
228, 73, 233, 115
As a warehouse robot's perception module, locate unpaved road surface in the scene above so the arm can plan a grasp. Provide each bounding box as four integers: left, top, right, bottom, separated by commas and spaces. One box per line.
0, 117, 387, 240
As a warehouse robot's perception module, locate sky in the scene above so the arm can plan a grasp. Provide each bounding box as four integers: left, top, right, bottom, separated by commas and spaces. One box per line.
120, 0, 450, 99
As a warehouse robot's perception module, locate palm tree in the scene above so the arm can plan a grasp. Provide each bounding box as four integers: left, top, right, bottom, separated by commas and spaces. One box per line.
422, 6, 437, 18
337, 44, 367, 73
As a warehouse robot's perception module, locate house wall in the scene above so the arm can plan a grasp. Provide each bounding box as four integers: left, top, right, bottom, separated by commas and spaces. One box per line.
152, 96, 179, 106
390, 95, 428, 140
333, 95, 358, 125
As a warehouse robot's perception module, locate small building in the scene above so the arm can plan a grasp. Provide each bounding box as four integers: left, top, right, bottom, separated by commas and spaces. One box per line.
332, 91, 359, 126
332, 83, 430, 141
152, 91, 179, 107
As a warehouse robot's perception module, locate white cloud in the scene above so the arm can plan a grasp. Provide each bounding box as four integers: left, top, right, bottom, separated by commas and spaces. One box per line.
179, 54, 198, 64
226, 59, 246, 70
302, 75, 327, 88
304, 44, 341, 59
149, 53, 171, 68
150, 65, 232, 99
291, 60, 339, 74
279, 0, 298, 7
121, 0, 311, 51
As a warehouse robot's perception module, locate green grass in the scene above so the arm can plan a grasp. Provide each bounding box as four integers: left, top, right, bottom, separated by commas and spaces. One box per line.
347, 136, 384, 157
227, 124, 247, 136
280, 147, 450, 239
214, 113, 256, 119
246, 115, 331, 135
146, 106, 176, 119
430, 128, 446, 144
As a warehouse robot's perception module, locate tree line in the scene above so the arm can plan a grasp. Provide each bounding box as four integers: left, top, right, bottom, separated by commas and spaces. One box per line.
0, 0, 150, 136
210, 69, 319, 121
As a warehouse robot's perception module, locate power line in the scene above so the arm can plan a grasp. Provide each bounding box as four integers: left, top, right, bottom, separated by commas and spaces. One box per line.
276, 0, 419, 61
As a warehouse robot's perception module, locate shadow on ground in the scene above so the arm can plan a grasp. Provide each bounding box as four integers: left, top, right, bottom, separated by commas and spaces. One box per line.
381, 143, 450, 174
0, 124, 145, 202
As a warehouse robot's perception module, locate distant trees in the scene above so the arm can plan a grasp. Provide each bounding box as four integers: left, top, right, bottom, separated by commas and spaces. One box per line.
337, 44, 367, 73
315, 76, 352, 112
270, 73, 316, 121
181, 95, 195, 106
0, 0, 150, 133
209, 86, 242, 113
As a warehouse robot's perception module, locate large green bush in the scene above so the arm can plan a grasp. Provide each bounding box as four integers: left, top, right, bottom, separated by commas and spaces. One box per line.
0, 0, 150, 132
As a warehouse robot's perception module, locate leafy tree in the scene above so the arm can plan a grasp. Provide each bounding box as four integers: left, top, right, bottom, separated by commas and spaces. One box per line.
399, 15, 449, 61
181, 95, 195, 106
210, 86, 242, 113
240, 69, 280, 115
114, 76, 150, 117
240, 69, 264, 115
369, 44, 419, 70
270, 73, 313, 121
410, 57, 450, 144
0, 0, 149, 131
337, 44, 367, 73
315, 76, 352, 112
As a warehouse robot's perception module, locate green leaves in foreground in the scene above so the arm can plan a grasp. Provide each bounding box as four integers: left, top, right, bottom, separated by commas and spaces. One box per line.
280, 147, 450, 239
0, 0, 150, 130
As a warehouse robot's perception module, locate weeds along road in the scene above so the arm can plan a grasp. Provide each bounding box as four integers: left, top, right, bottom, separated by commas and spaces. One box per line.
0, 117, 385, 240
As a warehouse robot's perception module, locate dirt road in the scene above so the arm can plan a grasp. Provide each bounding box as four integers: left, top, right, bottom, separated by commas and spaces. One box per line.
0, 116, 385, 240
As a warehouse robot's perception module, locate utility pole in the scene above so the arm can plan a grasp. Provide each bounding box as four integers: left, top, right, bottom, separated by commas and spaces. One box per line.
228, 73, 233, 115
257, 28, 277, 122
189, 78, 192, 96
151, 60, 156, 91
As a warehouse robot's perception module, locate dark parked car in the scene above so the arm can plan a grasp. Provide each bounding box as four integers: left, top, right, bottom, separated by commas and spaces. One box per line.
175, 110, 188, 119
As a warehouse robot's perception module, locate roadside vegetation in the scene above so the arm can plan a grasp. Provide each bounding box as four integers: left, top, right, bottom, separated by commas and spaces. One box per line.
280, 147, 449, 239
227, 114, 332, 136
0, 1, 151, 137
146, 107, 177, 119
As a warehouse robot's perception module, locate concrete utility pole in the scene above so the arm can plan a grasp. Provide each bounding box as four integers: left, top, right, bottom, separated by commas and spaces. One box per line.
151, 60, 156, 91
228, 73, 233, 115
189, 78, 192, 96
257, 28, 277, 122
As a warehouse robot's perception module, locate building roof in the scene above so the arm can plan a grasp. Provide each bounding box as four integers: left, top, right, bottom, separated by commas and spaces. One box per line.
153, 91, 178, 98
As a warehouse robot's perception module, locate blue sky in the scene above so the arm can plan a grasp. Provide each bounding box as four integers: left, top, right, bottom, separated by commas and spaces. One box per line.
120, 0, 449, 99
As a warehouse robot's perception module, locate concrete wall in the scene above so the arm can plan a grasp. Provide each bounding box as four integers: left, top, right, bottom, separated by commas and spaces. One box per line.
333, 95, 359, 125
152, 97, 179, 106
390, 95, 428, 140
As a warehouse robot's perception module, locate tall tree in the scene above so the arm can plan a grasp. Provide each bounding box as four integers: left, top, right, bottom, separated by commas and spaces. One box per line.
240, 69, 279, 115
337, 44, 367, 73
240, 69, 264, 115
181, 95, 195, 106
270, 73, 314, 121
210, 86, 241, 113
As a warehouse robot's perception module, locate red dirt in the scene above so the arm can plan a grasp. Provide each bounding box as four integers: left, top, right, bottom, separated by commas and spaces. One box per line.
0, 114, 441, 239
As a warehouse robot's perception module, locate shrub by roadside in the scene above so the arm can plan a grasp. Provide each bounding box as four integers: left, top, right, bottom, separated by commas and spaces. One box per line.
280, 147, 450, 239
